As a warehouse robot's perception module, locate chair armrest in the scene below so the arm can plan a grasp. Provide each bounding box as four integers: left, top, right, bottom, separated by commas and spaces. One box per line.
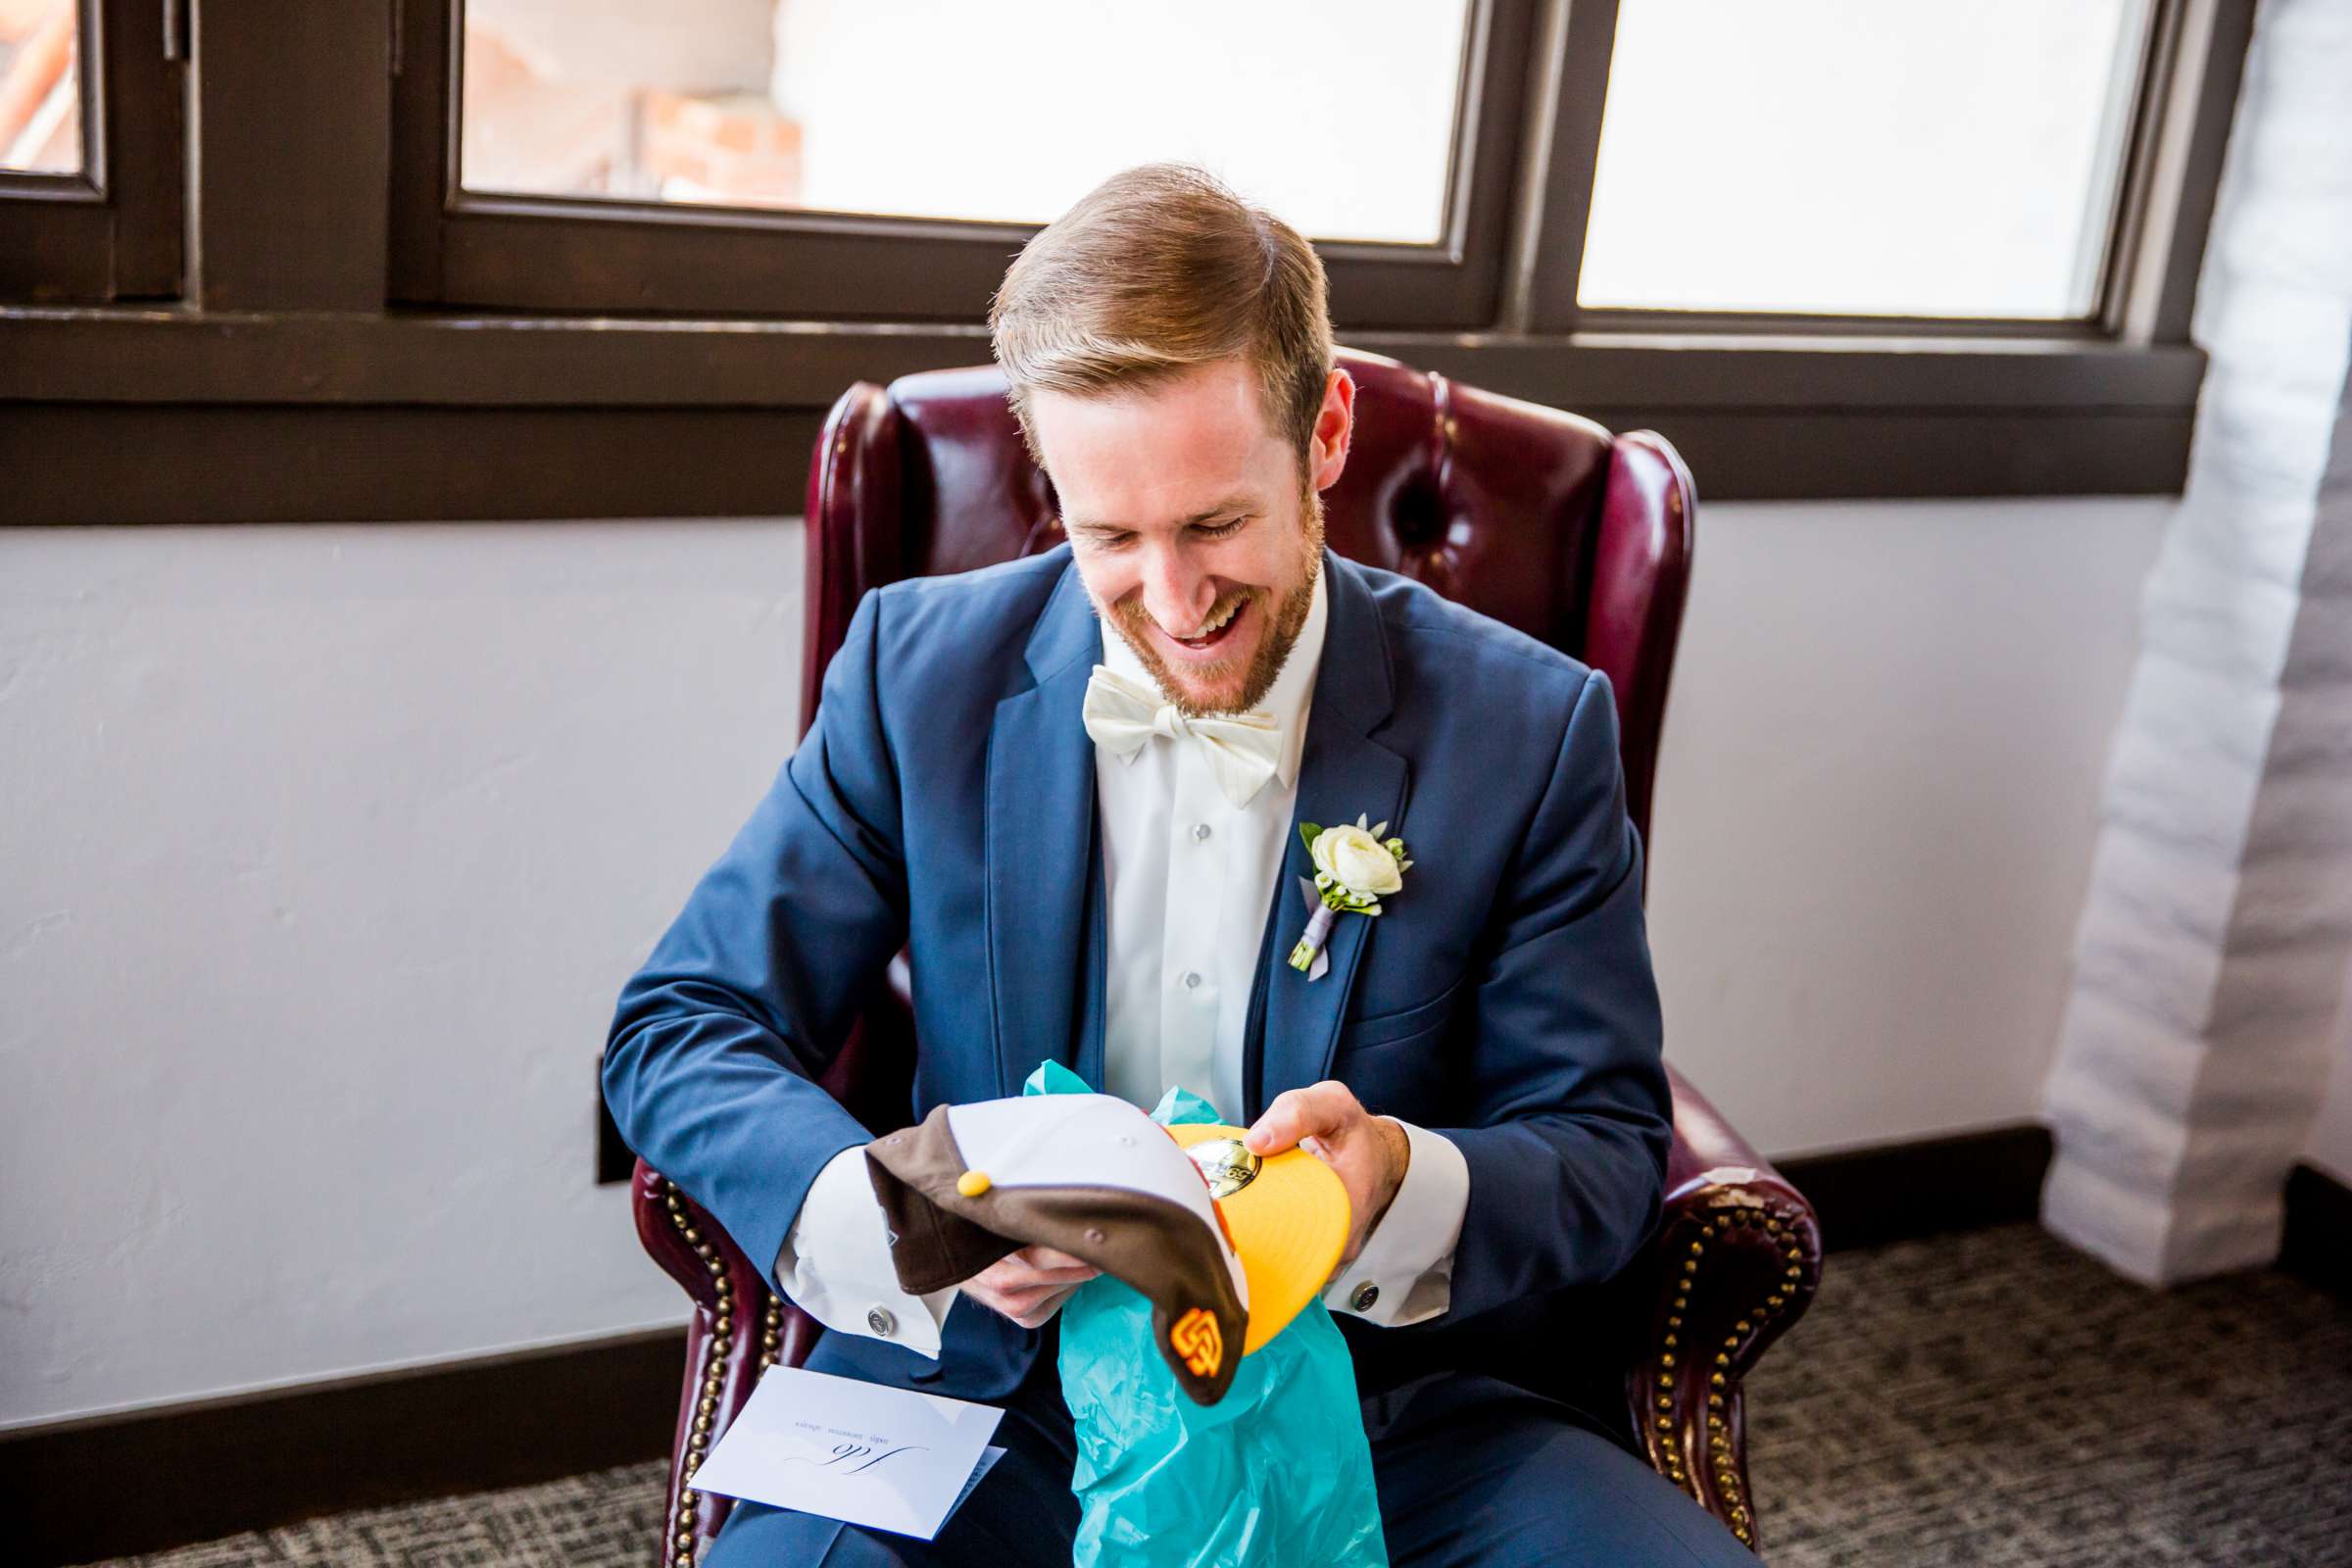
627, 961, 915, 1564
1626, 1064, 1823, 1554
633, 1160, 821, 1566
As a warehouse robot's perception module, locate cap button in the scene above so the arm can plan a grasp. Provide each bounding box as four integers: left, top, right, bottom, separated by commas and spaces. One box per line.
956, 1170, 993, 1198
1349, 1281, 1380, 1312
866, 1306, 897, 1338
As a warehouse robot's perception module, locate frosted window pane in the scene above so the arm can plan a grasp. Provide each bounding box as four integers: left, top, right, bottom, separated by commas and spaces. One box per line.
1578, 0, 2155, 318
0, 0, 83, 176
461, 0, 1473, 245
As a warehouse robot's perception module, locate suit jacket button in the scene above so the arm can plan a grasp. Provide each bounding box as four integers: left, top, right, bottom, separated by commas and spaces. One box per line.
1350, 1282, 1380, 1312
867, 1306, 897, 1339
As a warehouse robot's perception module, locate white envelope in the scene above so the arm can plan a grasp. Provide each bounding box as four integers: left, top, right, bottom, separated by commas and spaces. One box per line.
690, 1366, 1009, 1541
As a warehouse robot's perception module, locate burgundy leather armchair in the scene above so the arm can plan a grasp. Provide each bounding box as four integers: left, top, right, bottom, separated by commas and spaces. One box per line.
630, 349, 1822, 1562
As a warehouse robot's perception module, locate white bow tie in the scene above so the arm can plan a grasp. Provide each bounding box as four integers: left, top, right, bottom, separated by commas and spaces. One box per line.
1081, 665, 1282, 808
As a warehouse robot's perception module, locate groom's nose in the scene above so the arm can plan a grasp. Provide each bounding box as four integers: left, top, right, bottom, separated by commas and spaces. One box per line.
1137, 540, 1216, 635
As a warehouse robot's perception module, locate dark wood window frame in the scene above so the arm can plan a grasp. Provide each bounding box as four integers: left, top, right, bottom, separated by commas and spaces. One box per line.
0, 0, 2254, 525
389, 0, 1539, 328
0, 0, 184, 305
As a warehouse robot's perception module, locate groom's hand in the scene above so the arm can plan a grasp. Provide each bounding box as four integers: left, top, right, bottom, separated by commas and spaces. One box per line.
1245, 1081, 1410, 1268
961, 1245, 1101, 1329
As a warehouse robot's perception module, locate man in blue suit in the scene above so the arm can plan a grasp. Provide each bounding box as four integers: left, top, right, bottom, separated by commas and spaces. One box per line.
604, 164, 1750, 1566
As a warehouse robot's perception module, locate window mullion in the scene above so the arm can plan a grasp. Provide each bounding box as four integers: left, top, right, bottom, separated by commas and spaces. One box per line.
188, 0, 392, 312
107, 0, 187, 297
2110, 0, 2256, 346
1511, 0, 1622, 336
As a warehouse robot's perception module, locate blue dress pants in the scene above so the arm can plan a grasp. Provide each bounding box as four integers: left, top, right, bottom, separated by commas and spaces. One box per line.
705, 1340, 1754, 1567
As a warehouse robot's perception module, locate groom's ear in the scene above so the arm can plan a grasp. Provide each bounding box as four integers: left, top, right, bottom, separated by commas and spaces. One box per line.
1307, 368, 1355, 493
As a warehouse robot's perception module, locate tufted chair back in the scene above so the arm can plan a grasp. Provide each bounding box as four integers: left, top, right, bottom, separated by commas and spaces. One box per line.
802, 347, 1694, 845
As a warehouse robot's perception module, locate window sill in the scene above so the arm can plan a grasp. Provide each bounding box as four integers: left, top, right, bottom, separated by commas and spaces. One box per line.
1, 307, 2206, 522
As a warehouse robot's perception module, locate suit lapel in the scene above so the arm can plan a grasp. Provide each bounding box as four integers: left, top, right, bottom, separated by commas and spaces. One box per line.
1251, 554, 1409, 1119
984, 559, 1103, 1098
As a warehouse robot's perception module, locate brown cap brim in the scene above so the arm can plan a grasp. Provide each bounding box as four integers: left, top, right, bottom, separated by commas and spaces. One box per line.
865, 1102, 1249, 1404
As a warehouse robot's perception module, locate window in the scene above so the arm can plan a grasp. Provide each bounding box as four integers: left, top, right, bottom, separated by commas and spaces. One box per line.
0, 0, 183, 304
9, 0, 2256, 522
392, 0, 1535, 324
1, 0, 83, 174
1577, 0, 2160, 320
459, 0, 1474, 246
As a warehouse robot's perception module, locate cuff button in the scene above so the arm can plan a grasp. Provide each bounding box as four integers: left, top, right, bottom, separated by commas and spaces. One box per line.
867, 1306, 897, 1338
1350, 1282, 1380, 1312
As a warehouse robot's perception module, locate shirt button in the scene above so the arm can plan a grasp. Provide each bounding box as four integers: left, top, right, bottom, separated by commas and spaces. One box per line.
1349, 1282, 1380, 1312
1193, 822, 1212, 842
866, 1306, 897, 1339
1182, 971, 1201, 989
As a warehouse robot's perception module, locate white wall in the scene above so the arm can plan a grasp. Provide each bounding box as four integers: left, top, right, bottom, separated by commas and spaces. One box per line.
0, 519, 802, 1430
0, 496, 2165, 1428
1645, 497, 2169, 1157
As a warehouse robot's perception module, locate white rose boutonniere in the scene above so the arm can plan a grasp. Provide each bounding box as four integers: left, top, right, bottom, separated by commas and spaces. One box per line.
1289, 814, 1414, 980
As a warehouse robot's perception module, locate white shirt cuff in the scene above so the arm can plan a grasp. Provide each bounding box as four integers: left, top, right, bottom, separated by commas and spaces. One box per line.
1322, 1118, 1469, 1327
774, 1144, 957, 1358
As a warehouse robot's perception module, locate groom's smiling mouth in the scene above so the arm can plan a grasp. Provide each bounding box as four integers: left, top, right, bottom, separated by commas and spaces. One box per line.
1160, 596, 1250, 659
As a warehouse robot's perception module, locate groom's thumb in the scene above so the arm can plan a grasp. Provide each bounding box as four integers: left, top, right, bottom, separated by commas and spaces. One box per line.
1245, 1083, 1339, 1155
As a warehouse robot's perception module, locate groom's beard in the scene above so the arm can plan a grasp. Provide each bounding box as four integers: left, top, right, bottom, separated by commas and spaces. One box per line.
1109, 489, 1325, 718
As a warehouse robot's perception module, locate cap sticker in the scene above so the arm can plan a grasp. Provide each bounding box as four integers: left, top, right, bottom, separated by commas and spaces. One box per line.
1183, 1138, 1260, 1200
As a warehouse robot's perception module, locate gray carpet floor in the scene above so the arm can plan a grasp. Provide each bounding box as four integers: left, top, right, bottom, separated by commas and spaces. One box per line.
83, 1224, 2352, 1567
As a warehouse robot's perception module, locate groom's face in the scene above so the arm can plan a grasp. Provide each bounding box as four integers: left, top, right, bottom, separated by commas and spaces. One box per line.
1036, 358, 1352, 717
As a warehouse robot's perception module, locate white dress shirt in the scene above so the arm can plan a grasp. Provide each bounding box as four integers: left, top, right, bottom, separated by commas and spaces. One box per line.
775, 567, 1470, 1355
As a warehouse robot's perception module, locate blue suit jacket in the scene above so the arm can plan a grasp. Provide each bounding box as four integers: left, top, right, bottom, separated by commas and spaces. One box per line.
605, 545, 1671, 1428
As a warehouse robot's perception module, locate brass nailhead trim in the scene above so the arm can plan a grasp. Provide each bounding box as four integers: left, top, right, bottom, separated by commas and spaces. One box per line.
1650, 1198, 1813, 1552
662, 1180, 755, 1568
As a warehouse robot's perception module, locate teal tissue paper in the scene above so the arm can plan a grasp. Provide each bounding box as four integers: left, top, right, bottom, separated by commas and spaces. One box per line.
1019, 1061, 1388, 1568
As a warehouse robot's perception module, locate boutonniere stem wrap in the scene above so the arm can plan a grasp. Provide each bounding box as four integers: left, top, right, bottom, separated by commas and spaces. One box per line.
1289, 815, 1414, 981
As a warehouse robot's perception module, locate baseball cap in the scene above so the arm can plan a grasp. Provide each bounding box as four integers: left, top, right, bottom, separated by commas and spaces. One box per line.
863, 1093, 1349, 1405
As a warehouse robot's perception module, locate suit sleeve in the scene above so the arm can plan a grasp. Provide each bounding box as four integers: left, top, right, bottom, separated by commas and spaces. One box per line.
1435, 667, 1673, 1319
603, 588, 910, 1298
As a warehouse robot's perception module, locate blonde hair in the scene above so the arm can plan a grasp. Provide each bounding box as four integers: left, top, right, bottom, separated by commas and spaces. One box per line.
988, 164, 1334, 466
